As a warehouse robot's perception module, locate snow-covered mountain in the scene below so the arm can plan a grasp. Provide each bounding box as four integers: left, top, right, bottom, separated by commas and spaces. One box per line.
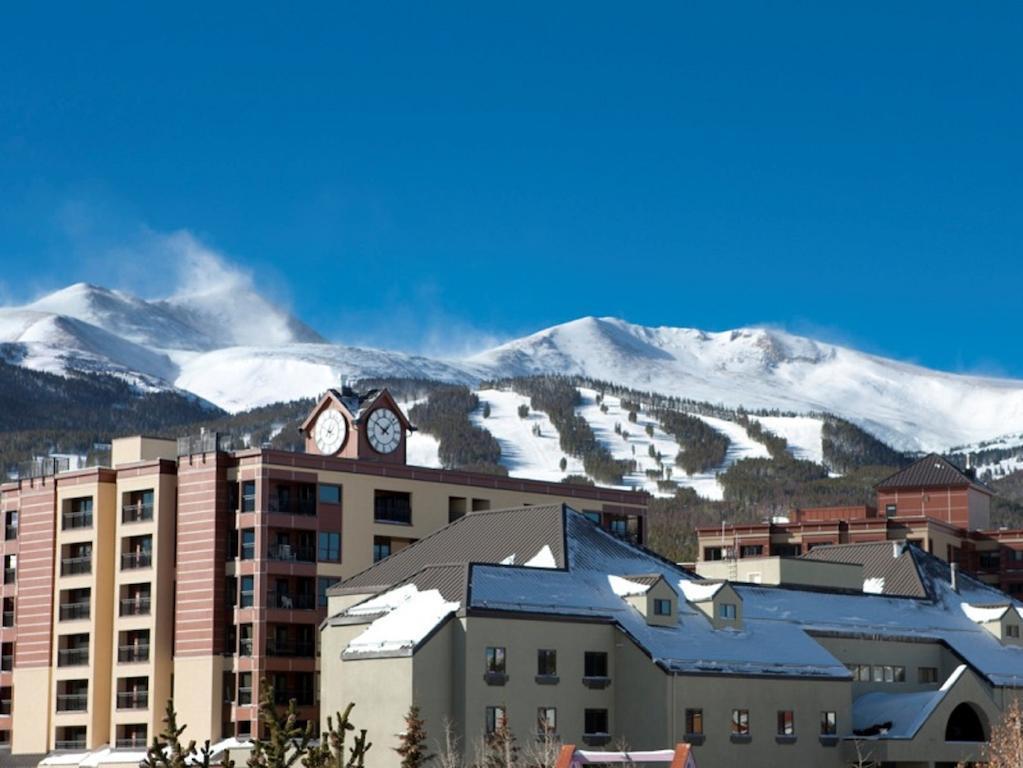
4, 283, 1023, 454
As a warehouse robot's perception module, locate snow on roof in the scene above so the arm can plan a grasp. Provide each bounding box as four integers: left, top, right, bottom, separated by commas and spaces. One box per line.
608, 574, 652, 597
678, 580, 725, 603
524, 544, 556, 568
863, 577, 885, 594
853, 665, 967, 739
344, 585, 458, 656
500, 553, 516, 565
961, 603, 1011, 624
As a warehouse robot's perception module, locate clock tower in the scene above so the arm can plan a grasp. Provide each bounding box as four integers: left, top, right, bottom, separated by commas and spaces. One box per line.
299, 384, 414, 465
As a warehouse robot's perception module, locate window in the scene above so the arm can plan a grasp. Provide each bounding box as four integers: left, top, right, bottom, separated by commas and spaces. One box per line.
719, 602, 737, 620
4, 510, 17, 540
731, 709, 750, 736
1008, 625, 1020, 638
584, 709, 608, 736
318, 577, 334, 608
224, 625, 237, 655
239, 576, 254, 608
872, 665, 884, 682
894, 665, 906, 682
771, 544, 801, 557
653, 598, 672, 616
485, 646, 506, 674
740, 545, 763, 557
241, 481, 256, 512
855, 664, 870, 681
703, 546, 723, 561
239, 624, 253, 656
241, 529, 255, 560
777, 710, 794, 736
2, 597, 14, 627
883, 665, 894, 683
485, 706, 506, 734
584, 651, 608, 678
318, 532, 341, 562
820, 711, 837, 736
583, 510, 601, 524
373, 536, 391, 563
226, 576, 237, 608
318, 484, 341, 505
885, 503, 897, 518
374, 490, 412, 524
238, 672, 253, 705
979, 552, 1000, 570
448, 497, 467, 523
471, 499, 491, 512
537, 649, 557, 677
537, 707, 556, 735
919, 666, 938, 684
3, 554, 14, 584
685, 709, 703, 736
64, 497, 93, 530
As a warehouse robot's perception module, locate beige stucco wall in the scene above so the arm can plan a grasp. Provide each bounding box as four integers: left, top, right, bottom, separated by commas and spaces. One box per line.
11, 667, 51, 752
696, 557, 863, 590
110, 437, 177, 469
814, 635, 960, 694
173, 655, 223, 743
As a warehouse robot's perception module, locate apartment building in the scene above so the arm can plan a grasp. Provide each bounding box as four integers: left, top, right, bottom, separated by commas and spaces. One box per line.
322, 503, 1023, 768
696, 453, 1023, 595
0, 387, 647, 759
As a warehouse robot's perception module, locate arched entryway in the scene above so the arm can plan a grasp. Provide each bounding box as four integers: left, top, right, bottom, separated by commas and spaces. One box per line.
945, 702, 987, 742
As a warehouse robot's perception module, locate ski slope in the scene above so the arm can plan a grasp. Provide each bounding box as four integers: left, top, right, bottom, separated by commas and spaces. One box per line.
752, 415, 825, 463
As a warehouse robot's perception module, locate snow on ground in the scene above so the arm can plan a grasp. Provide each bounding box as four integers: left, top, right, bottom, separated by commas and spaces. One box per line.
978, 453, 1023, 481
397, 397, 443, 469
470, 389, 583, 482
752, 415, 824, 463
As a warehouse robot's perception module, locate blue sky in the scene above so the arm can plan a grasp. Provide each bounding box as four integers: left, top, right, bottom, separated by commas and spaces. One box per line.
1, 3, 1021, 373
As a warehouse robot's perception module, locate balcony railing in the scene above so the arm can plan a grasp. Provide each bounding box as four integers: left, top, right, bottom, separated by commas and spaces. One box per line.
118, 644, 150, 663
268, 496, 316, 516
122, 502, 154, 524
267, 591, 315, 610
121, 551, 152, 570
273, 688, 315, 706
62, 511, 92, 530
59, 601, 90, 621
120, 597, 151, 616
116, 736, 148, 749
374, 497, 412, 524
266, 639, 315, 658
116, 690, 149, 709
61, 556, 92, 576
58, 648, 89, 667
267, 544, 316, 562
56, 693, 88, 712
55, 739, 87, 751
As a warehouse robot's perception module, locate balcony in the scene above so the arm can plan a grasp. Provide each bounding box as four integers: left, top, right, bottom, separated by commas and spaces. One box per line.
116, 736, 148, 749
62, 511, 92, 531
56, 693, 88, 712
267, 591, 315, 610
266, 639, 315, 658
374, 496, 412, 525
120, 597, 151, 617
61, 556, 91, 577
121, 551, 152, 570
122, 502, 154, 524
58, 648, 89, 667
55, 739, 87, 751
268, 496, 316, 517
273, 688, 314, 706
267, 544, 316, 563
116, 691, 149, 710
59, 602, 90, 621
118, 644, 150, 663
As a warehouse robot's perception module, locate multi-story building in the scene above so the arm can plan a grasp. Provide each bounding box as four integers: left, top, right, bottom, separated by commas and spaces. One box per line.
0, 387, 648, 759
322, 502, 1023, 768
696, 453, 1023, 595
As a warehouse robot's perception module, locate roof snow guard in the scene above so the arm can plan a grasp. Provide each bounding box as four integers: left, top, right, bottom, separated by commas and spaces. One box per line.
329, 504, 1023, 684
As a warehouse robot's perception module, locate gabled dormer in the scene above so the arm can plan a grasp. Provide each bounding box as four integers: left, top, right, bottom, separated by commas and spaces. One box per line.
679, 580, 743, 630
299, 384, 415, 464
961, 603, 1023, 646
608, 574, 678, 627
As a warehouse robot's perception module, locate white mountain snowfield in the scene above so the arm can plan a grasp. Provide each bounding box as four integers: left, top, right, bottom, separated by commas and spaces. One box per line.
5, 282, 1023, 469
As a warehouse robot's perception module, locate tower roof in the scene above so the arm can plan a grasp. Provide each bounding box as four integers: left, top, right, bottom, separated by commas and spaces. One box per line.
876, 453, 992, 495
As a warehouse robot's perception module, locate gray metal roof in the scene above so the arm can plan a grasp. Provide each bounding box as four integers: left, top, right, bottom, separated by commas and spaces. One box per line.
802, 541, 929, 598
328, 503, 567, 596
876, 453, 990, 493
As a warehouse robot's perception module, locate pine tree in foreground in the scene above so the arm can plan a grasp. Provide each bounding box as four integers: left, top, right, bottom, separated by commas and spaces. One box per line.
142, 700, 230, 768
250, 678, 313, 768
394, 705, 431, 768
305, 702, 373, 768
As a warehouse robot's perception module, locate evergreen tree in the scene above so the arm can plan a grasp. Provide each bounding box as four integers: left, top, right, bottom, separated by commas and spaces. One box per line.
251, 678, 313, 768
305, 703, 372, 768
517, 404, 529, 419
559, 457, 567, 472
394, 705, 431, 768
142, 700, 227, 768
482, 403, 491, 419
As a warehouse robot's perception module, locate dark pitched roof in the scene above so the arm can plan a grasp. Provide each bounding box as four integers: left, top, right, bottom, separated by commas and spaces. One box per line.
328, 503, 567, 596
876, 453, 991, 494
802, 541, 928, 598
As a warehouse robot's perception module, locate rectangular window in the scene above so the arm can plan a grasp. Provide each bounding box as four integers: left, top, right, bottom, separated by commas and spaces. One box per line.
318, 484, 342, 505
703, 547, 723, 561
63, 497, 93, 530
318, 577, 334, 608
537, 707, 556, 735
894, 665, 906, 682
241, 481, 256, 512
872, 665, 884, 682
537, 649, 557, 677
885, 503, 897, 517
857, 664, 870, 682
1008, 625, 1020, 638
731, 709, 750, 736
884, 665, 894, 683
241, 529, 256, 560
448, 496, 467, 523
485, 646, 506, 674
374, 490, 412, 524
685, 709, 703, 736
4, 510, 17, 540
239, 624, 253, 656
777, 710, 794, 736
584, 709, 608, 736
485, 706, 506, 734
239, 575, 254, 608
238, 672, 253, 705
373, 536, 391, 563
771, 543, 801, 557
318, 531, 341, 562
740, 545, 763, 557
584, 651, 608, 678
979, 552, 1001, 569
718, 603, 737, 620
653, 598, 672, 616
820, 711, 837, 736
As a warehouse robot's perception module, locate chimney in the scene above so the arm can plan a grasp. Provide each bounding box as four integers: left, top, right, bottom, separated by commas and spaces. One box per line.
892, 540, 901, 559
950, 562, 959, 593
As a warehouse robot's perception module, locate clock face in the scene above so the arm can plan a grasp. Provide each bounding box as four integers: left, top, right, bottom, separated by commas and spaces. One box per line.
367, 408, 402, 454
314, 409, 347, 455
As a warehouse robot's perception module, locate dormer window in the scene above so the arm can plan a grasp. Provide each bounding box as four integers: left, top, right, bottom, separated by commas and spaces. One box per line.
653, 599, 672, 616
719, 603, 737, 620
